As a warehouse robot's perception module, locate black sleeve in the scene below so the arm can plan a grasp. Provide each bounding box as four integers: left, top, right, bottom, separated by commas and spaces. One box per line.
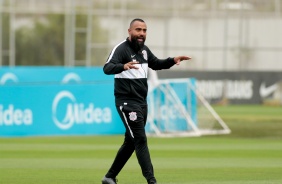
147, 48, 175, 70
103, 47, 125, 75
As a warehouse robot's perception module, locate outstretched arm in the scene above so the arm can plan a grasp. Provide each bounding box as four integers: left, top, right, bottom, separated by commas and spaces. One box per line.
174, 56, 192, 65
148, 51, 192, 70
147, 46, 192, 70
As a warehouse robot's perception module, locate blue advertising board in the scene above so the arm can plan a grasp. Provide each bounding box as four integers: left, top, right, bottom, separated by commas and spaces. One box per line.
0, 67, 197, 137
0, 67, 124, 137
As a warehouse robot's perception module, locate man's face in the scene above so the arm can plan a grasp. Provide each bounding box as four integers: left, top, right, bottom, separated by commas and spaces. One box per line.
128, 21, 147, 49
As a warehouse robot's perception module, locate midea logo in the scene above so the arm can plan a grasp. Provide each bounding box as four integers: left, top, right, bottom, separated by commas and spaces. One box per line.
0, 72, 33, 126
61, 72, 81, 84
52, 91, 112, 130
0, 72, 19, 84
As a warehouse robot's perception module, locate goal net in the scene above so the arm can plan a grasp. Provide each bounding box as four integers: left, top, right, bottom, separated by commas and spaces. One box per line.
146, 70, 231, 137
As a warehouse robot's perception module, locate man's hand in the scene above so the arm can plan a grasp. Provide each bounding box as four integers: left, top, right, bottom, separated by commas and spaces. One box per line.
174, 56, 192, 65
124, 61, 139, 70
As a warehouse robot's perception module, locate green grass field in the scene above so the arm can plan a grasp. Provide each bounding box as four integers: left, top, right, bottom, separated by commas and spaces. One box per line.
1, 105, 282, 184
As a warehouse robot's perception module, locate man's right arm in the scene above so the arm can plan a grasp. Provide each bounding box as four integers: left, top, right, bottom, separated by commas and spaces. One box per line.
103, 60, 124, 75
103, 46, 125, 75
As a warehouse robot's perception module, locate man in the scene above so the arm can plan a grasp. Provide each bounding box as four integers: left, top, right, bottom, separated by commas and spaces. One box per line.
102, 18, 191, 184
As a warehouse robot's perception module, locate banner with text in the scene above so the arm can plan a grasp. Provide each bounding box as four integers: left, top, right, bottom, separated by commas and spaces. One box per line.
158, 71, 282, 104
0, 67, 124, 137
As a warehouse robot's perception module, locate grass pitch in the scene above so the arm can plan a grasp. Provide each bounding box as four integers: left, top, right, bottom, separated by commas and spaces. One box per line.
1, 105, 282, 184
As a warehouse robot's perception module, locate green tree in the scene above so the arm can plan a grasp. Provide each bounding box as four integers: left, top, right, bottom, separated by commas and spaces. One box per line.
16, 14, 65, 65
15, 14, 108, 66
1, 13, 10, 65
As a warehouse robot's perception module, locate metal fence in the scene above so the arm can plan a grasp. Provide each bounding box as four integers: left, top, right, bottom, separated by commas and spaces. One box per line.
0, 0, 282, 70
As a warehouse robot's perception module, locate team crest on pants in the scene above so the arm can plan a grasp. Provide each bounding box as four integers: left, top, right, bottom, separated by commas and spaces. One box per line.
129, 112, 137, 121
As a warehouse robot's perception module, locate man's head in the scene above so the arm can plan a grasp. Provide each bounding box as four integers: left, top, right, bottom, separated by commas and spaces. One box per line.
128, 18, 147, 50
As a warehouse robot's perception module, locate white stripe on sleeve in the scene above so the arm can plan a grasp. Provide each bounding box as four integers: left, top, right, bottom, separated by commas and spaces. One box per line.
106, 40, 126, 63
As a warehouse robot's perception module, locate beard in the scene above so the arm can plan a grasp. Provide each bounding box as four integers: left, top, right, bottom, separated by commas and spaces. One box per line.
131, 36, 145, 51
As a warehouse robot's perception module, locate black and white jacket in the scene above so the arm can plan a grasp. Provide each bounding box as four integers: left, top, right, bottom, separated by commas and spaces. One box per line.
103, 38, 175, 105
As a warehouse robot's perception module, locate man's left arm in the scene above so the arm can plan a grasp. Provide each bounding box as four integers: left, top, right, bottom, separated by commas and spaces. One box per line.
147, 48, 191, 70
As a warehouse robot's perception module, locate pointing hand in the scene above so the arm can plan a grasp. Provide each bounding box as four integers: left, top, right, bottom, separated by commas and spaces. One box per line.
174, 56, 192, 65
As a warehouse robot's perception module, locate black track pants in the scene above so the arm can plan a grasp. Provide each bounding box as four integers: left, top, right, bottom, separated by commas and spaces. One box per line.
105, 103, 156, 183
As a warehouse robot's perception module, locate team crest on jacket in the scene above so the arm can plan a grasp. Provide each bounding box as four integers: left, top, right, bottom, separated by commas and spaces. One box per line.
129, 112, 137, 121
142, 50, 148, 60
